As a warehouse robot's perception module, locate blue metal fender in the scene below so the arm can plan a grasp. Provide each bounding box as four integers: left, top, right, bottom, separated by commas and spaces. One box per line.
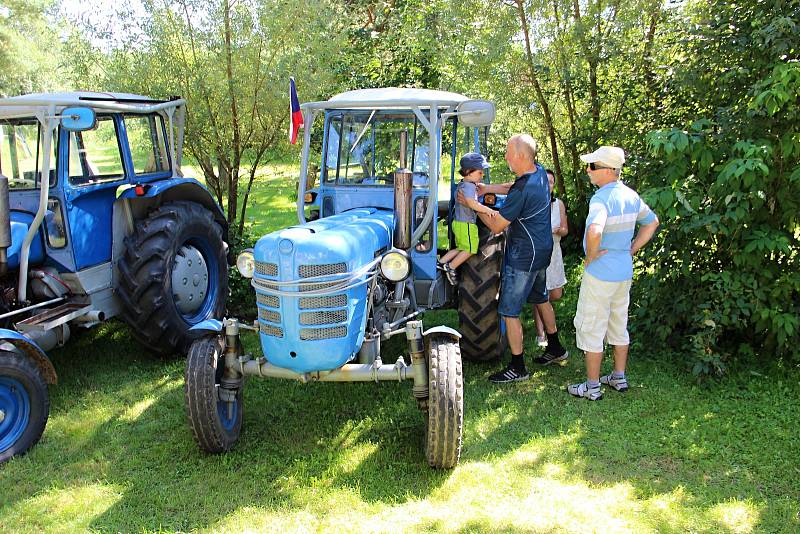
423, 325, 462, 340
118, 178, 227, 231
189, 319, 223, 335
0, 329, 57, 385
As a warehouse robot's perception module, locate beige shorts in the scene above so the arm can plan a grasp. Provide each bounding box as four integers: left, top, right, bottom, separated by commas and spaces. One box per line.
574, 271, 632, 353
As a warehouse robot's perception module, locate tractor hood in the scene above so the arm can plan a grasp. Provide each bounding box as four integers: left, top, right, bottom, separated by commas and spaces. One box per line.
252, 208, 394, 373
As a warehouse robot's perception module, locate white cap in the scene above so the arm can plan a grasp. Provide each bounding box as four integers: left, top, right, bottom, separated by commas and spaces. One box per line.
580, 146, 625, 169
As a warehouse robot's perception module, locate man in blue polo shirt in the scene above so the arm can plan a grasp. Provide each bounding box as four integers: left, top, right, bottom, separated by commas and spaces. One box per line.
473, 134, 570, 384
568, 146, 659, 400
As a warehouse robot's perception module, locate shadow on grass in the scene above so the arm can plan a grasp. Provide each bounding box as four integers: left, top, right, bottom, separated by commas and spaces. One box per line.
1, 307, 798, 531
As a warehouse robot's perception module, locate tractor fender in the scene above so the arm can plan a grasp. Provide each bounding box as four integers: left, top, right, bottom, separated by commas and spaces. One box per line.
0, 329, 57, 385
118, 178, 228, 234
189, 319, 224, 335
422, 325, 462, 340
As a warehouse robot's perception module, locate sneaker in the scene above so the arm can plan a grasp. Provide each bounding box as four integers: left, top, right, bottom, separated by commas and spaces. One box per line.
443, 263, 459, 286
536, 334, 548, 348
489, 364, 530, 384
533, 348, 569, 366
567, 381, 603, 400
600, 373, 629, 392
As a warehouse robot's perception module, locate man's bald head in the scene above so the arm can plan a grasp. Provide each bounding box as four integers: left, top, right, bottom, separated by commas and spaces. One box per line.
505, 134, 539, 176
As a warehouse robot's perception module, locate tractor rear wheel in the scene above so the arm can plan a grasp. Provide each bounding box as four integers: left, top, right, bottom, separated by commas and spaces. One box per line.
118, 201, 228, 356
458, 225, 505, 362
424, 334, 463, 469
185, 335, 243, 453
0, 351, 49, 463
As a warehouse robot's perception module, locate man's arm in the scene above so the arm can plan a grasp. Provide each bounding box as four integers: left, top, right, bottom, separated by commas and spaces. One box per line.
477, 182, 513, 196
631, 216, 660, 255
584, 224, 606, 266
477, 210, 511, 234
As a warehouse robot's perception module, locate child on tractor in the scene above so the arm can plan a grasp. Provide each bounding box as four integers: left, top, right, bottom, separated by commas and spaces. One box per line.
438, 152, 495, 284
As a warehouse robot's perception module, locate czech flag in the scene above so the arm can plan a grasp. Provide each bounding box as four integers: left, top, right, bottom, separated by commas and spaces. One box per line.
289, 77, 303, 145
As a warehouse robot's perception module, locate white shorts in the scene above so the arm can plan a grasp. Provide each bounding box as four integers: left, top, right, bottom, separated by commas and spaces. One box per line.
574, 271, 632, 353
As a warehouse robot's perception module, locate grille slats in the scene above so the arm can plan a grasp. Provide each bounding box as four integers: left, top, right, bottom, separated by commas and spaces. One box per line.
258, 308, 282, 323
255, 262, 278, 276
299, 263, 347, 279
259, 323, 284, 338
256, 293, 279, 308
300, 310, 347, 325
300, 326, 347, 340
299, 294, 347, 309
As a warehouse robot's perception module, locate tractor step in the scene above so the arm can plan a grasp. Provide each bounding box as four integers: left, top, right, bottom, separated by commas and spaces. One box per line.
15, 302, 93, 332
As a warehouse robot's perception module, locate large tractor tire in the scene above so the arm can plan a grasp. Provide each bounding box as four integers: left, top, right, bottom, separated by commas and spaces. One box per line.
185, 335, 242, 453
424, 334, 463, 469
458, 225, 505, 362
0, 351, 49, 463
118, 201, 228, 356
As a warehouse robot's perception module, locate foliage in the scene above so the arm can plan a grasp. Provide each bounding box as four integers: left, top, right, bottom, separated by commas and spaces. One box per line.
632, 0, 800, 378
0, 0, 63, 96
226, 225, 259, 320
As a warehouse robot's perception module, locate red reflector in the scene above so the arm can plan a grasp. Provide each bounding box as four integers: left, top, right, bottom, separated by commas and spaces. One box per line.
134, 185, 145, 196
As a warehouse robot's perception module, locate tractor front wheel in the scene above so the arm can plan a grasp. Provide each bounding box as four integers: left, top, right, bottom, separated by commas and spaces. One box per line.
0, 352, 49, 463
184, 335, 243, 453
118, 201, 228, 356
424, 334, 463, 469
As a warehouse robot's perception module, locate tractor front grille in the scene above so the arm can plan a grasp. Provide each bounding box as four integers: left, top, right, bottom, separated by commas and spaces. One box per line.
299, 326, 347, 340
257, 293, 279, 308
300, 310, 347, 325
259, 323, 284, 338
299, 294, 347, 309
299, 262, 347, 279
258, 308, 281, 323
255, 261, 278, 276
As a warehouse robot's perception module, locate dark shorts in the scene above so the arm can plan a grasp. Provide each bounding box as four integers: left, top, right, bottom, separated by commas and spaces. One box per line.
497, 264, 548, 317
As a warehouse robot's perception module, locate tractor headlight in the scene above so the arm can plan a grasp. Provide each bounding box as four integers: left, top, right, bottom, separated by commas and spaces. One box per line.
236, 249, 255, 278
380, 249, 411, 282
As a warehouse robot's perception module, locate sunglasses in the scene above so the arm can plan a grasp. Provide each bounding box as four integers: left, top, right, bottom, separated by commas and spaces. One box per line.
589, 162, 615, 171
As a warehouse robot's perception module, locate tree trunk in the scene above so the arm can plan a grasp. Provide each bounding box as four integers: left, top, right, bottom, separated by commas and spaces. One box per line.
514, 0, 564, 196
223, 0, 241, 226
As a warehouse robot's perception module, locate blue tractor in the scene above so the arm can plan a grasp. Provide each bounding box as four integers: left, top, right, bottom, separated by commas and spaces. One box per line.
0, 92, 228, 463
184, 88, 505, 468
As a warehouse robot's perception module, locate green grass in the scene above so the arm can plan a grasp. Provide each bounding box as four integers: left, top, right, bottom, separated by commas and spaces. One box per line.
1, 166, 799, 532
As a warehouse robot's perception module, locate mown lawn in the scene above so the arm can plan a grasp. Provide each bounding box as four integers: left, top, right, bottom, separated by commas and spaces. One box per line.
1, 166, 798, 533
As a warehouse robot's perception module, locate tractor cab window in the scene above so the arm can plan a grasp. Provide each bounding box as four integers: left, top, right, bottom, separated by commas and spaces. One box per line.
125, 113, 169, 175
68, 115, 124, 186
324, 111, 431, 187
0, 119, 57, 190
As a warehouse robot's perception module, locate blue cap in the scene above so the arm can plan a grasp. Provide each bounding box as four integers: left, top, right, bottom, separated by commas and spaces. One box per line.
459, 152, 490, 172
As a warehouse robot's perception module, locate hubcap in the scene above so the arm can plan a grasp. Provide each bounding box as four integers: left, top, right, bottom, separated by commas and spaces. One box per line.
172, 244, 209, 316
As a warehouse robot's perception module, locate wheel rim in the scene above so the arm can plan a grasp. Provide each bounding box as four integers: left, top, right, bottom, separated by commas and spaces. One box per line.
171, 238, 219, 323
216, 393, 239, 432
0, 377, 31, 454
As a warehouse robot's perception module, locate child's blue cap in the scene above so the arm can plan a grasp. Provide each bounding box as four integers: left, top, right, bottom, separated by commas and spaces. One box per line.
459, 152, 490, 172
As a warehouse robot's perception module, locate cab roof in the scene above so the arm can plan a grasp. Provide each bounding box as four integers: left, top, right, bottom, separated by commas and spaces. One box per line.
0, 92, 185, 120
302, 87, 474, 111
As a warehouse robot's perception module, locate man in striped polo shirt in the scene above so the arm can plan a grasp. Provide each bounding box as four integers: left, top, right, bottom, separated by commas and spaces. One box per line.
568, 146, 659, 400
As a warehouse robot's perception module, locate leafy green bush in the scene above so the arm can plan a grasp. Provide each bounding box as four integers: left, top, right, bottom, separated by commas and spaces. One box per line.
634, 1, 800, 379
226, 226, 259, 320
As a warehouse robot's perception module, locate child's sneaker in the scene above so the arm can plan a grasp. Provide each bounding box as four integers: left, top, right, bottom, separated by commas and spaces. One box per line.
600, 373, 629, 392
443, 263, 459, 285
533, 348, 568, 366
567, 381, 603, 400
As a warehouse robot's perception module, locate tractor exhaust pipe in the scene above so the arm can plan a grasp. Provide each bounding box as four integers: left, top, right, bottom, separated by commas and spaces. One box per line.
393, 131, 413, 249
0, 174, 10, 276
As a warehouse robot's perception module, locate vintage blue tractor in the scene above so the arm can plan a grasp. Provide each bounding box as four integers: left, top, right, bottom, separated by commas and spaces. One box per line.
0, 92, 228, 463
184, 88, 505, 468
